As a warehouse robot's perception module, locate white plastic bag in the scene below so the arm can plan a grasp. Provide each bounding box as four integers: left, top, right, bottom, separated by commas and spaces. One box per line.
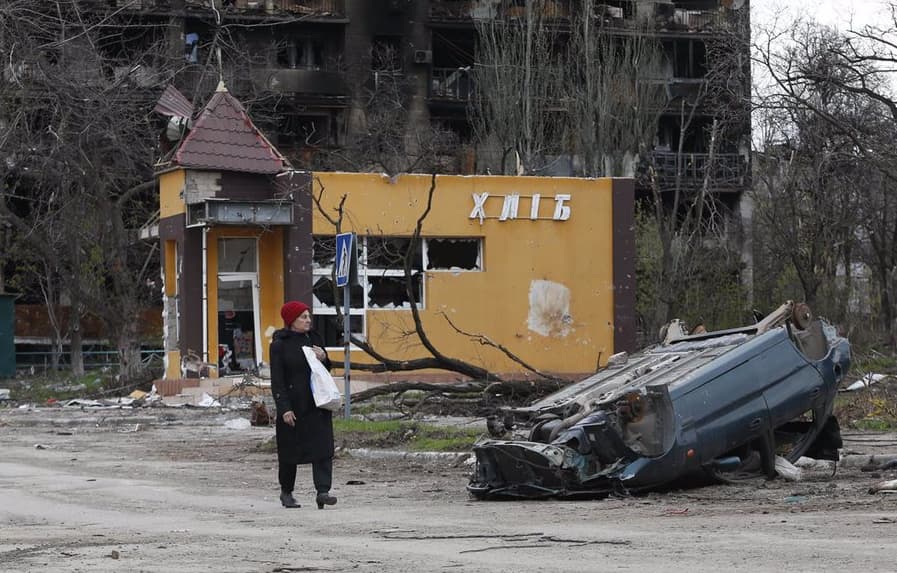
303, 346, 342, 412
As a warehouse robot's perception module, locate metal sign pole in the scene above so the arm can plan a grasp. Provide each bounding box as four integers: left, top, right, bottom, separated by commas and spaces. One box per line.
335, 231, 355, 420
343, 281, 351, 419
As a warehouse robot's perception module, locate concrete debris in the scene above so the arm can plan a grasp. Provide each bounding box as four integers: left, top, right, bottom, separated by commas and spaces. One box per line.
868, 479, 897, 494
224, 418, 251, 430
197, 393, 221, 408
775, 456, 803, 482
795, 456, 836, 472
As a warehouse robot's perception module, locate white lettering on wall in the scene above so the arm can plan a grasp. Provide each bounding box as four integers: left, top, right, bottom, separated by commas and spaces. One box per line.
468, 193, 572, 224
530, 194, 541, 220
470, 192, 489, 224
553, 194, 571, 221
499, 194, 520, 220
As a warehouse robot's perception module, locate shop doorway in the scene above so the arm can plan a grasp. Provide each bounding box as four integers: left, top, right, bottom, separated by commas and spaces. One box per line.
217, 276, 261, 374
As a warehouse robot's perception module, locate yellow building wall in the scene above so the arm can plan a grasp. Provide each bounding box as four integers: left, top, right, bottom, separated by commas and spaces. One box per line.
311, 173, 616, 376
205, 227, 285, 372
159, 170, 185, 218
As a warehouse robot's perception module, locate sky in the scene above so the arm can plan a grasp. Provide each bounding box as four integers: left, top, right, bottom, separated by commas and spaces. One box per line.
753, 0, 889, 32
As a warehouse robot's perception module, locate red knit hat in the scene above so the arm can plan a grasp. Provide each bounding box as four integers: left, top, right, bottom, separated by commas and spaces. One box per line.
280, 301, 310, 326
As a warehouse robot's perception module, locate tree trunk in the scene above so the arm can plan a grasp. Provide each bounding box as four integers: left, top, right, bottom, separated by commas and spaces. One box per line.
117, 327, 144, 383
69, 236, 84, 376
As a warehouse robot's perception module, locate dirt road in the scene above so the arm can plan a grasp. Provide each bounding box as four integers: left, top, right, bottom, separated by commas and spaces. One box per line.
2, 407, 897, 572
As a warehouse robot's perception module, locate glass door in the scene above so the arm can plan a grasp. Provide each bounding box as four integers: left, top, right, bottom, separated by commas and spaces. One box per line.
217, 276, 260, 374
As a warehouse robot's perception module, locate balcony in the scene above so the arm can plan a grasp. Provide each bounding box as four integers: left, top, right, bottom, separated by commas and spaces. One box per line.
430, 67, 474, 102
428, 1, 729, 33
252, 68, 347, 96
647, 151, 746, 190
184, 0, 346, 19
429, 0, 571, 23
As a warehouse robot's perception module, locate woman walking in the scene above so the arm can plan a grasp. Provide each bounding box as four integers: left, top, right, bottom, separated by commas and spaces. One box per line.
270, 300, 338, 509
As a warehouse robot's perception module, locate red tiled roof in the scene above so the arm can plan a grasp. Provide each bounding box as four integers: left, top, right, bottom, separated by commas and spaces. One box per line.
173, 84, 289, 174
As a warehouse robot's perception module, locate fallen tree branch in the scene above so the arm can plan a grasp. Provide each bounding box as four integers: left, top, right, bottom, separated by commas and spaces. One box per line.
440, 311, 563, 382
351, 381, 486, 402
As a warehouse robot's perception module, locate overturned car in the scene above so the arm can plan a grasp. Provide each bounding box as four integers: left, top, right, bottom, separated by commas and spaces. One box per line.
468, 302, 850, 500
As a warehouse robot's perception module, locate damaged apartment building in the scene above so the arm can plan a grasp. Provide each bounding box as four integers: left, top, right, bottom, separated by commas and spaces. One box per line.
74, 0, 748, 195
4, 0, 749, 375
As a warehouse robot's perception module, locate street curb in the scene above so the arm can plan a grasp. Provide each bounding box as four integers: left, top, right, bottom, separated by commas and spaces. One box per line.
344, 448, 472, 464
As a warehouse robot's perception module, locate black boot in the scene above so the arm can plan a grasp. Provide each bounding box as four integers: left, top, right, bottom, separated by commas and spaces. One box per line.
316, 492, 337, 509
280, 491, 301, 508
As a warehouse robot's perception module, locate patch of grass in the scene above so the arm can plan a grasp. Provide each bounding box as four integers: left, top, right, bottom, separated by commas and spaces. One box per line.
852, 417, 897, 431
853, 353, 897, 375
333, 419, 483, 451
6, 370, 115, 403
409, 434, 479, 452
333, 419, 404, 434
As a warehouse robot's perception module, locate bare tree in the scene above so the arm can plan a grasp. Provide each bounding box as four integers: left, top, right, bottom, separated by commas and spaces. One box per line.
754, 15, 897, 348
1, 0, 177, 379
471, 4, 565, 174
565, 9, 665, 177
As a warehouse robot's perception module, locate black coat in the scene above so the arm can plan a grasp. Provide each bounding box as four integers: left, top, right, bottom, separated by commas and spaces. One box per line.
269, 328, 334, 464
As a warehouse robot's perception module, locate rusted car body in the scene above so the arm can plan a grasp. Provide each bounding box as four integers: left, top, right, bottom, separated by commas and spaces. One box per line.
468, 302, 850, 499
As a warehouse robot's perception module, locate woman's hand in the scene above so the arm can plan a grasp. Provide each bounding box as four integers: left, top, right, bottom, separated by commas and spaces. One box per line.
282, 411, 296, 426
311, 345, 326, 361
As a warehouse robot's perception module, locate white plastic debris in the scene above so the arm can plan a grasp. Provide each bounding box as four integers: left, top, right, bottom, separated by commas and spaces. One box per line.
0, 389, 10, 400
869, 479, 897, 494
775, 455, 803, 482
63, 399, 104, 407
795, 456, 836, 472
198, 393, 221, 408
843, 373, 890, 392
224, 418, 251, 430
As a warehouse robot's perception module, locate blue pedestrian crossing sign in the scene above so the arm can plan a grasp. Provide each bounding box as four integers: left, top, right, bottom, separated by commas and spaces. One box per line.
335, 232, 354, 287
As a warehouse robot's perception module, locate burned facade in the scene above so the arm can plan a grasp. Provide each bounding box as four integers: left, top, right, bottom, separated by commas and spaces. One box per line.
64, 0, 748, 192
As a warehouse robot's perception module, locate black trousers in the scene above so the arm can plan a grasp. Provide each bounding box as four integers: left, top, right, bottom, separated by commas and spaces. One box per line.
279, 457, 333, 494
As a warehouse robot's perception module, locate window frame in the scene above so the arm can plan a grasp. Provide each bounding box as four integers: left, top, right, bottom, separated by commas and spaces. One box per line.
312, 235, 428, 350
422, 237, 484, 272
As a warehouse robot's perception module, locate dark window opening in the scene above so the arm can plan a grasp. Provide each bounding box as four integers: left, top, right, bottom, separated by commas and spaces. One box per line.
280, 114, 331, 147
366, 237, 422, 271
367, 273, 423, 309
426, 238, 480, 270
313, 276, 363, 308
432, 30, 475, 68
276, 36, 327, 70
313, 314, 364, 347
372, 36, 402, 72
665, 39, 707, 79
313, 235, 335, 269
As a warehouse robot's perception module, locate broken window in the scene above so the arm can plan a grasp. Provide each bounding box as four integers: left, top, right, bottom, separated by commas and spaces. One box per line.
424, 238, 482, 271
367, 271, 424, 309
280, 114, 331, 147
312, 235, 336, 269
314, 314, 365, 348
366, 236, 422, 270
312, 235, 364, 348
313, 275, 364, 308
311, 235, 426, 346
